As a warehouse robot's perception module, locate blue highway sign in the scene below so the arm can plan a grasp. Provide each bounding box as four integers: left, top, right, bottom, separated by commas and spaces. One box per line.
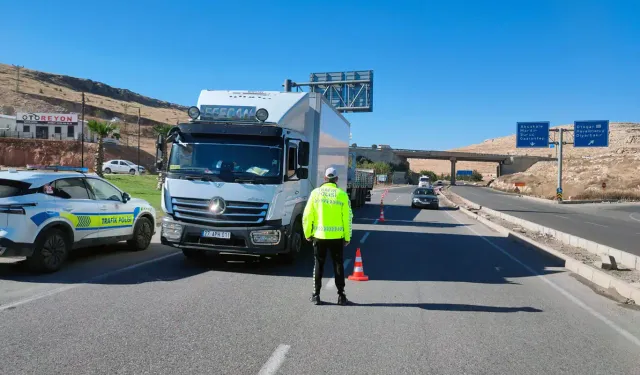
574, 120, 609, 148
517, 122, 550, 148
456, 170, 473, 176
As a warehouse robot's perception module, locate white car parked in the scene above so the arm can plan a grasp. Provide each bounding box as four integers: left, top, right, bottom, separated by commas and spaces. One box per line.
103, 160, 146, 175
0, 165, 156, 272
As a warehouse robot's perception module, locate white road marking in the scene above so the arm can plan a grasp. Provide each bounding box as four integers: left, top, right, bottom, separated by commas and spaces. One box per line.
258, 344, 291, 375
446, 211, 640, 349
360, 232, 370, 243
552, 214, 569, 219
585, 221, 608, 228
0, 251, 181, 312
629, 213, 640, 223
325, 259, 352, 290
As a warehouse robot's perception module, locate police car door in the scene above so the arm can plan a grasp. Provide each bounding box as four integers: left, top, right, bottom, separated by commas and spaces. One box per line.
50, 177, 101, 243
84, 177, 133, 240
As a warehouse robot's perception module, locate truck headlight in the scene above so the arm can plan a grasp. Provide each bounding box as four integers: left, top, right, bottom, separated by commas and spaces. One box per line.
413, 198, 420, 202
162, 219, 183, 240
250, 230, 281, 245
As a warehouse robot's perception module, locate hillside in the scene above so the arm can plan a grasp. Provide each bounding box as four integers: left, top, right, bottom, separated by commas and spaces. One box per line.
409, 122, 640, 198
0, 63, 188, 153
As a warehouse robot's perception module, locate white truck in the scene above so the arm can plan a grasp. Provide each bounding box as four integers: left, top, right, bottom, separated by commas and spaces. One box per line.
418, 175, 432, 188
157, 90, 352, 263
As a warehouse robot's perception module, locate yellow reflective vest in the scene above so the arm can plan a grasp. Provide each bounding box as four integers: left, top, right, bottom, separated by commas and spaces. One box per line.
302, 182, 353, 242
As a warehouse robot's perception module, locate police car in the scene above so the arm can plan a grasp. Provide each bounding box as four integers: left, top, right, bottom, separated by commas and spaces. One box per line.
0, 165, 156, 273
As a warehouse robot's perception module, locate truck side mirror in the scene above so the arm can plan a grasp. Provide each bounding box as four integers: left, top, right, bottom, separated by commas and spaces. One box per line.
296, 167, 309, 179
298, 142, 310, 166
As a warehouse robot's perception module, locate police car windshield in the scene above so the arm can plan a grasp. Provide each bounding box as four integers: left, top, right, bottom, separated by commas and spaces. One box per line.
168, 136, 283, 183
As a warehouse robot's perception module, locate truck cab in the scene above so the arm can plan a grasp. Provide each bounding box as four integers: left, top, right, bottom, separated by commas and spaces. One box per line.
158, 90, 349, 264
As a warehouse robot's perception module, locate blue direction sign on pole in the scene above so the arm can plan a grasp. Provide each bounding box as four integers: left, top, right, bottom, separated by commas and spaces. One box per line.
574, 120, 609, 147
516, 122, 550, 148
456, 170, 473, 176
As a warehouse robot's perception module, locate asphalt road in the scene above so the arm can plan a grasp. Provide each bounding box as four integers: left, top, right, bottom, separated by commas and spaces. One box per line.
451, 185, 640, 257
1, 186, 639, 374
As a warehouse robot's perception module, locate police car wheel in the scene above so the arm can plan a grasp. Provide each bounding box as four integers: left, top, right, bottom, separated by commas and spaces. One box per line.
127, 217, 153, 251
27, 228, 70, 273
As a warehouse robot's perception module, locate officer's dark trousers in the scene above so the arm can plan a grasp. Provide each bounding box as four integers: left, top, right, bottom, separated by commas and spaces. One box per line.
313, 239, 345, 295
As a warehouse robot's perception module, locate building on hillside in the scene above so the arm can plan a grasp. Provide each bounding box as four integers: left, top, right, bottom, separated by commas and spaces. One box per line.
0, 113, 118, 144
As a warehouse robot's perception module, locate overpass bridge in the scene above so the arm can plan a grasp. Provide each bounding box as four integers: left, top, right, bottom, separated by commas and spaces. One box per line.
350, 147, 556, 184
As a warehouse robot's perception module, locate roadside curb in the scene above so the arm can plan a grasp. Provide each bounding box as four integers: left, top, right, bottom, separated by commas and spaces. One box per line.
487, 186, 622, 205
446, 190, 640, 272
456, 205, 640, 305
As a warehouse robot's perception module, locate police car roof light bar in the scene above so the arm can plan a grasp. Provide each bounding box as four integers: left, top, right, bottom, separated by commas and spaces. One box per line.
25, 165, 89, 173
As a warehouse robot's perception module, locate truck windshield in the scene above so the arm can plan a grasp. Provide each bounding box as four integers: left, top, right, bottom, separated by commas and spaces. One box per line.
168, 137, 283, 183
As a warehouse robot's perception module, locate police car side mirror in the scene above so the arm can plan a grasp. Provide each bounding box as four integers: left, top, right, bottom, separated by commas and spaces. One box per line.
122, 192, 131, 203
296, 167, 308, 179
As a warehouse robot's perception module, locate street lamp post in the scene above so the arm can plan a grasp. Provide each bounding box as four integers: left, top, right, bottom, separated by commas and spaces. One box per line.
137, 107, 141, 174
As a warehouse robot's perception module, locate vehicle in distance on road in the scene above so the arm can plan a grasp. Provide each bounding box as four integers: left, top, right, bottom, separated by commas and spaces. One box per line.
411, 187, 439, 210
103, 159, 146, 175
435, 180, 443, 186
0, 165, 156, 273
418, 175, 432, 188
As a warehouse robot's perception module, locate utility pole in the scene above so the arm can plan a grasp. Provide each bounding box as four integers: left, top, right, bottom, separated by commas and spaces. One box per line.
137, 107, 141, 174
123, 104, 128, 147
557, 128, 563, 200
13, 65, 23, 93
81, 92, 85, 168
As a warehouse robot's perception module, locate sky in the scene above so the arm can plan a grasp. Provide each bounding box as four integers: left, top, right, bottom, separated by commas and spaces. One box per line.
1, 0, 639, 150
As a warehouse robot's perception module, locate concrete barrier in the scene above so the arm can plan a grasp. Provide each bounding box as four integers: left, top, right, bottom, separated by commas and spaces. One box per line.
448, 191, 640, 271
457, 206, 640, 304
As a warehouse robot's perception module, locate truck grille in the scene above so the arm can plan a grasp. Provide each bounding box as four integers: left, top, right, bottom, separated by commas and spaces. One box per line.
171, 197, 268, 226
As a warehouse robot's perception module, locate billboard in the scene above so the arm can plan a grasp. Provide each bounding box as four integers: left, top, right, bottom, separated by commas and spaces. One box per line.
17, 113, 78, 125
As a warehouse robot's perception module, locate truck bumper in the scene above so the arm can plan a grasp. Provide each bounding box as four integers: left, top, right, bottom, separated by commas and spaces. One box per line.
160, 216, 289, 256
0, 237, 35, 257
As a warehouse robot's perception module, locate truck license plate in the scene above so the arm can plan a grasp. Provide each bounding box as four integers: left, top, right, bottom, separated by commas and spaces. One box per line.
201, 230, 231, 239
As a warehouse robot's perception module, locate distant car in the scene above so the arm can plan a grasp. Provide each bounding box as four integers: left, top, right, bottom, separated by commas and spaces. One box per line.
0, 166, 156, 272
103, 160, 145, 175
411, 187, 439, 210
436, 180, 443, 186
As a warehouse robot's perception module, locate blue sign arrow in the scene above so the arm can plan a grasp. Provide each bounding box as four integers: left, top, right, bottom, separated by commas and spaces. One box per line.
516, 122, 550, 148
574, 120, 609, 148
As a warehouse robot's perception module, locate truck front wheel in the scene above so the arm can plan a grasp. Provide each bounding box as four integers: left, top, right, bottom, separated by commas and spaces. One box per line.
280, 219, 302, 264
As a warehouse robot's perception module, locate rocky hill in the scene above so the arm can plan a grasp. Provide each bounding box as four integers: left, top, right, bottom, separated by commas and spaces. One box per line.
409, 122, 640, 199
0, 63, 188, 147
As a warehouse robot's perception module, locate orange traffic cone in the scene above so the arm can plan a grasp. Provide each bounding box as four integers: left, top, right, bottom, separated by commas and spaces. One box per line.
348, 248, 369, 281
379, 206, 385, 222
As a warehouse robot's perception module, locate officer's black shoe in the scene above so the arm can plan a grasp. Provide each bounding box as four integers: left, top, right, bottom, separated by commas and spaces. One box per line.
338, 293, 348, 306
310, 294, 321, 305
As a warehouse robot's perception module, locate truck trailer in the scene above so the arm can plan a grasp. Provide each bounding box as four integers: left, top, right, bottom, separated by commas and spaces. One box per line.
157, 90, 354, 263
347, 152, 374, 208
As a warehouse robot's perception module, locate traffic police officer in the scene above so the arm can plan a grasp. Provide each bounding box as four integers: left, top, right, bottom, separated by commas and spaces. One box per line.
302, 167, 353, 306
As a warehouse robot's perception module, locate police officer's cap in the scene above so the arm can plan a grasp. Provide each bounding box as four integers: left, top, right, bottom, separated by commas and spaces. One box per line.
325, 167, 337, 179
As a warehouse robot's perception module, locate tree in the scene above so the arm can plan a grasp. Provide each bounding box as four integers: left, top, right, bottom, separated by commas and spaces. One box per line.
371, 144, 377, 149
153, 124, 173, 190
351, 143, 357, 147
87, 120, 118, 177
1, 106, 15, 116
